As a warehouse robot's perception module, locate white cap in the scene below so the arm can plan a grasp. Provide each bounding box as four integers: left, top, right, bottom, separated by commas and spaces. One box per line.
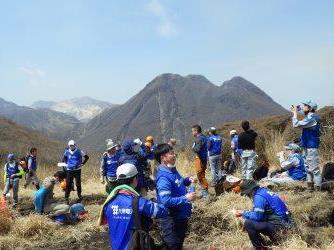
68, 140, 76, 146
106, 139, 117, 150
209, 127, 216, 132
230, 130, 237, 136
116, 163, 138, 180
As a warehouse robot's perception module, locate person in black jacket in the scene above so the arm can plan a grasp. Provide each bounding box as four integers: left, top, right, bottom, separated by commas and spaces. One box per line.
238, 121, 258, 179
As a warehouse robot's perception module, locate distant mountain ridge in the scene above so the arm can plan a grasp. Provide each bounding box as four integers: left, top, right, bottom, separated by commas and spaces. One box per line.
32, 96, 117, 122
1, 74, 288, 149
78, 74, 288, 151
0, 97, 82, 141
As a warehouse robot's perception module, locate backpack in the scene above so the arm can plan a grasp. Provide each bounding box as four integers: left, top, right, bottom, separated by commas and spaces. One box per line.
129, 196, 166, 250
322, 162, 334, 181
19, 154, 32, 173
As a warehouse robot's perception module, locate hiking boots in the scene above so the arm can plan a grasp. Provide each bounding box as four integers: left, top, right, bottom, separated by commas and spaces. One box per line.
314, 186, 321, 192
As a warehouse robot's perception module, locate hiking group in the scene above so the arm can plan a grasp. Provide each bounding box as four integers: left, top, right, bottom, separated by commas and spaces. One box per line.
1, 100, 329, 250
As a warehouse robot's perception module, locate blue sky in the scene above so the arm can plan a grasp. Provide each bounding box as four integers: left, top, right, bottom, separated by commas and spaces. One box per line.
0, 0, 333, 108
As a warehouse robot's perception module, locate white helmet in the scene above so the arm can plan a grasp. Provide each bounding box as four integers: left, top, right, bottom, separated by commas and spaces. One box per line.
230, 130, 237, 136
68, 140, 76, 146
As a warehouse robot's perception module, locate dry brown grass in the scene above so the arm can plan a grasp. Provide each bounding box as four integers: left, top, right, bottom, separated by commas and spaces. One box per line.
0, 207, 13, 236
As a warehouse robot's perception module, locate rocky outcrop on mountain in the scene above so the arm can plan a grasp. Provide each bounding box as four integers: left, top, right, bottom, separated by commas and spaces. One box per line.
32, 96, 117, 122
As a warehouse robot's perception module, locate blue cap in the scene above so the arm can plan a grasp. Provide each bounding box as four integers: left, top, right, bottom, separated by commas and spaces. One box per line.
7, 154, 15, 161
302, 100, 318, 110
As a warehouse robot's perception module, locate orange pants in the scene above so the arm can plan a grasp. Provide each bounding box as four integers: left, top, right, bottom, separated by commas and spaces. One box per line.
194, 157, 208, 189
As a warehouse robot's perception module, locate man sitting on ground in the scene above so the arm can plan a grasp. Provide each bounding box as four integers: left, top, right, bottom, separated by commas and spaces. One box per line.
269, 143, 306, 184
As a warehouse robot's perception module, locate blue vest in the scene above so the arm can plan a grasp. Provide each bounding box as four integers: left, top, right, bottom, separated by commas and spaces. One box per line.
103, 152, 120, 177
255, 187, 290, 224
231, 135, 242, 155
301, 113, 320, 149
27, 155, 38, 171
198, 134, 208, 161
208, 135, 222, 156
104, 194, 155, 250
287, 153, 306, 181
5, 162, 19, 178
64, 148, 83, 171
155, 166, 192, 219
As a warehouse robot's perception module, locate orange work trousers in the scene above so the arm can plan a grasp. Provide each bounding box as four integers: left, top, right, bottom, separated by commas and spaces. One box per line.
194, 157, 208, 189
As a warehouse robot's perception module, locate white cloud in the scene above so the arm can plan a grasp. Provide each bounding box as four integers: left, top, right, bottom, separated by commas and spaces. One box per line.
20, 65, 45, 77
146, 0, 177, 38
146, 0, 167, 18
157, 21, 177, 38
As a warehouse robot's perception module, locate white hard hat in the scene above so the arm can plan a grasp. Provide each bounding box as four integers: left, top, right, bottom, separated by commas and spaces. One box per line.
230, 130, 237, 136
68, 140, 76, 146
116, 163, 138, 180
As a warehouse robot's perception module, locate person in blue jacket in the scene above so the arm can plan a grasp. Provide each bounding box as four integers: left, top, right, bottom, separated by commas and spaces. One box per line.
98, 163, 168, 250
62, 140, 89, 204
269, 143, 306, 184
155, 143, 196, 250
235, 180, 293, 249
100, 139, 121, 194
207, 127, 223, 186
119, 138, 151, 195
292, 100, 321, 190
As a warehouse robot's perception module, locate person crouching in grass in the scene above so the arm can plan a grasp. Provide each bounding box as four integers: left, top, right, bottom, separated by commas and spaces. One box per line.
154, 143, 196, 250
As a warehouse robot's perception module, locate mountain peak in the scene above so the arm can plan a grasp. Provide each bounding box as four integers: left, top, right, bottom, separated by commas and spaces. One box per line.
185, 74, 212, 84
146, 73, 213, 91
221, 76, 264, 93
79, 73, 287, 150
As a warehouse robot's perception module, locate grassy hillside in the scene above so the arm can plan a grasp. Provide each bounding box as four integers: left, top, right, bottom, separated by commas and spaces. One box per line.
0, 118, 64, 167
